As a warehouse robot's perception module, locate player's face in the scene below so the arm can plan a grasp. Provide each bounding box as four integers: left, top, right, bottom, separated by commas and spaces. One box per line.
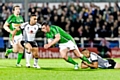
82, 50, 90, 58
13, 7, 20, 15
30, 16, 37, 24
41, 25, 48, 33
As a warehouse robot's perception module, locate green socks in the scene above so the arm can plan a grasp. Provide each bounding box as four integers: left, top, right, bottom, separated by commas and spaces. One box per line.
5, 49, 13, 55
81, 56, 90, 64
17, 53, 23, 64
66, 56, 78, 65
5, 49, 23, 65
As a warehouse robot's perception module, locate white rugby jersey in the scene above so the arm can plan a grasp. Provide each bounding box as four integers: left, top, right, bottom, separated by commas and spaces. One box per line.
20, 22, 41, 41
88, 52, 112, 68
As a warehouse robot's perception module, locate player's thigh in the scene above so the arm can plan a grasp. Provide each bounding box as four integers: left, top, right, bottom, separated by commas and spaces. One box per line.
12, 34, 23, 52
59, 48, 68, 58
31, 47, 39, 57
12, 43, 19, 53
73, 48, 83, 57
17, 41, 24, 53
114, 63, 120, 69
24, 43, 32, 51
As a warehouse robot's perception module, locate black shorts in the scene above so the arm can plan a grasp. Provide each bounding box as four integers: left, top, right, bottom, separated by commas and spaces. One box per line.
20, 41, 38, 47
107, 59, 116, 69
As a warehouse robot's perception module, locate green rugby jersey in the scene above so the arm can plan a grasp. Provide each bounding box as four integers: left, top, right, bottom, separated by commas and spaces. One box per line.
46, 25, 76, 44
6, 14, 24, 38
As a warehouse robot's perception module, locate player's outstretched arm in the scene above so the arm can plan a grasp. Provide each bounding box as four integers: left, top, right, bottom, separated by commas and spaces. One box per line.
83, 61, 98, 69
44, 34, 60, 49
81, 61, 89, 69
49, 34, 60, 46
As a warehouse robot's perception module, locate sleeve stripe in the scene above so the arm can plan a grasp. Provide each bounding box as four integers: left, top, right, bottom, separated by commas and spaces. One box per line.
52, 26, 59, 33
92, 60, 98, 62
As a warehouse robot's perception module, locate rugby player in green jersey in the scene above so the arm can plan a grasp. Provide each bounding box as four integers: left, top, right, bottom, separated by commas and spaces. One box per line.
3, 5, 24, 67
41, 21, 90, 69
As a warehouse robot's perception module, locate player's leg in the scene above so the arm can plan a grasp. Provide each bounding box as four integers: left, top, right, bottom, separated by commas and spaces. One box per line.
5, 35, 20, 58
24, 42, 32, 68
68, 40, 90, 64
59, 48, 78, 69
73, 48, 90, 64
32, 47, 40, 68
114, 63, 120, 69
5, 40, 14, 58
25, 49, 32, 68
16, 41, 24, 67
107, 59, 119, 69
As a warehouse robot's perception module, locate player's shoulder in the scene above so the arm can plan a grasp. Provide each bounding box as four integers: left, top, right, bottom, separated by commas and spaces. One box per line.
36, 23, 41, 28
23, 22, 29, 25
50, 25, 59, 29
90, 52, 98, 57
21, 22, 29, 27
89, 52, 98, 60
8, 14, 15, 19
50, 25, 58, 27
9, 14, 14, 17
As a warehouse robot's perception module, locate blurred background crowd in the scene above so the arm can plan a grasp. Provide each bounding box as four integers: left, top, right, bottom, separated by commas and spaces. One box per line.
0, 1, 120, 39
0, 1, 120, 58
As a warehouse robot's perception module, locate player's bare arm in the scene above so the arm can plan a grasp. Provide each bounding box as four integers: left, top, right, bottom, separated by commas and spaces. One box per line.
81, 62, 89, 69
11, 27, 20, 43
3, 22, 13, 34
44, 33, 60, 49
83, 61, 98, 68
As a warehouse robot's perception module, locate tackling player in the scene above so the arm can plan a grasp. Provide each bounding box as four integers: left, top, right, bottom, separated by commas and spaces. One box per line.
12, 14, 41, 68
41, 21, 90, 69
3, 5, 24, 67
81, 49, 120, 69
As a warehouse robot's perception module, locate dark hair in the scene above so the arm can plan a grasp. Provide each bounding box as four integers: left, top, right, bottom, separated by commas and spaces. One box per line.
30, 14, 37, 18
82, 48, 87, 52
41, 21, 49, 26
13, 5, 20, 11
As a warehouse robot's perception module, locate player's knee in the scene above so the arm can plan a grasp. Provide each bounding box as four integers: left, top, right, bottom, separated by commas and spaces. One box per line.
27, 47, 32, 52
34, 54, 39, 58
61, 55, 67, 60
13, 49, 18, 53
33, 53, 39, 58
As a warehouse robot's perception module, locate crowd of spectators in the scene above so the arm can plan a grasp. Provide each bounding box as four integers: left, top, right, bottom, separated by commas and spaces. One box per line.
0, 1, 120, 39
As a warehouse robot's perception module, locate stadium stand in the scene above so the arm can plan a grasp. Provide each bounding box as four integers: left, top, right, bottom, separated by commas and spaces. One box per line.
0, 1, 120, 58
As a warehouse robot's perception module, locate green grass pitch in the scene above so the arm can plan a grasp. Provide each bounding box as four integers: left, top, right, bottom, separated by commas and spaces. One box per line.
0, 58, 120, 80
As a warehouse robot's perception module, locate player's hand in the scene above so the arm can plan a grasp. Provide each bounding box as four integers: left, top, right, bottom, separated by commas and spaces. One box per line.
83, 61, 89, 65
44, 44, 51, 49
10, 31, 15, 35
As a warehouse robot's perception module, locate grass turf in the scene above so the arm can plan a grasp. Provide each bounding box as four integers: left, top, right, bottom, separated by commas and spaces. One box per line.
0, 58, 120, 80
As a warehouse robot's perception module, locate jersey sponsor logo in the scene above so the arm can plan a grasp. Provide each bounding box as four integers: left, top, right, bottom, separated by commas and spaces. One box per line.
30, 30, 33, 33
104, 63, 111, 67
12, 23, 21, 28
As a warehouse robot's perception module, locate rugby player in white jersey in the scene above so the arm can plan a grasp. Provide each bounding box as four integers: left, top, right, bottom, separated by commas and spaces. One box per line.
12, 14, 41, 68
81, 49, 120, 69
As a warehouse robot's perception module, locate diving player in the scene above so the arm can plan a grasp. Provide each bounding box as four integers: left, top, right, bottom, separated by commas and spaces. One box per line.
81, 49, 120, 69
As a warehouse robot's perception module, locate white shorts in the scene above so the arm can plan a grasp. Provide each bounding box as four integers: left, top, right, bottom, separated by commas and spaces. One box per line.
59, 40, 79, 51
10, 34, 22, 45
